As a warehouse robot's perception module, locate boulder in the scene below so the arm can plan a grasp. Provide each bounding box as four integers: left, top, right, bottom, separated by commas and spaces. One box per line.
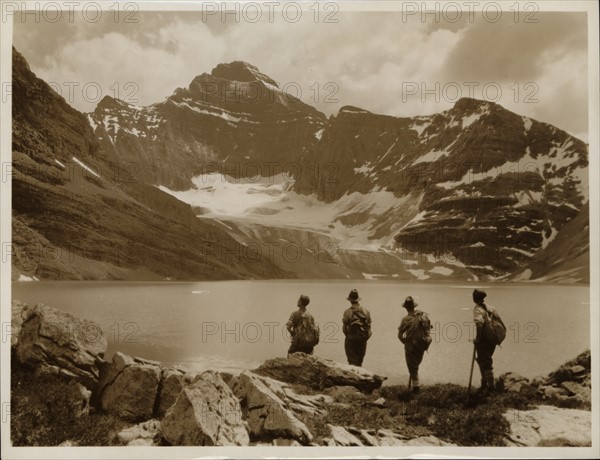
570, 365, 586, 377
255, 353, 385, 392
328, 425, 363, 446
157, 368, 186, 417
374, 428, 408, 445
504, 405, 591, 447
561, 381, 591, 405
16, 303, 107, 389
546, 350, 590, 385
324, 385, 366, 402
498, 372, 529, 393
537, 385, 569, 400
161, 371, 249, 446
99, 352, 162, 421
371, 397, 386, 408
232, 371, 313, 444
11, 300, 32, 348
326, 426, 455, 447
405, 435, 455, 446
529, 376, 547, 387
117, 420, 162, 446
272, 437, 302, 446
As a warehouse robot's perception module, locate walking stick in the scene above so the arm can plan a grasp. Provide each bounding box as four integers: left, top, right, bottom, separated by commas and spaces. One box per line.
408, 375, 412, 390
467, 343, 476, 404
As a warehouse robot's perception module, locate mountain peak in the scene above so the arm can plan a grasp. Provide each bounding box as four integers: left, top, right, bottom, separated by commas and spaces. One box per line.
95, 95, 136, 111
210, 61, 278, 87
339, 105, 372, 115
453, 97, 495, 113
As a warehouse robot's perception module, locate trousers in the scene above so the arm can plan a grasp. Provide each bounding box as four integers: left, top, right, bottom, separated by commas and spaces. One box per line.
475, 339, 496, 386
405, 344, 426, 386
345, 337, 367, 366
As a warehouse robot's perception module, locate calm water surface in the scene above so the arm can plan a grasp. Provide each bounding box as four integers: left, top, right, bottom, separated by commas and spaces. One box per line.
12, 280, 590, 386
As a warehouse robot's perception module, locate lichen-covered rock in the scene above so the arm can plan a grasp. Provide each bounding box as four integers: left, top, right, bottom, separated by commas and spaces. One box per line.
157, 368, 186, 417
16, 303, 107, 389
232, 371, 313, 444
117, 420, 162, 446
546, 350, 590, 385
560, 381, 591, 404
99, 352, 162, 421
161, 371, 249, 446
255, 353, 385, 392
11, 300, 32, 349
498, 372, 529, 393
328, 425, 362, 446
326, 425, 455, 447
325, 385, 366, 402
504, 405, 591, 446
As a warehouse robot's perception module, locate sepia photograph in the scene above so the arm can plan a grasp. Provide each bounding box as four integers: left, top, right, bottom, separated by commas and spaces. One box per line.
1, 1, 598, 458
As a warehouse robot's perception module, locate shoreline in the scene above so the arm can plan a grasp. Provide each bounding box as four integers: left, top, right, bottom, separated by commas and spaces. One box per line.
9, 299, 592, 447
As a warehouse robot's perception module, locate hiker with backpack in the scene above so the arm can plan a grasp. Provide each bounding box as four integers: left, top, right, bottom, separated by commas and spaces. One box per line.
398, 296, 432, 393
342, 289, 372, 366
472, 289, 506, 394
286, 294, 320, 357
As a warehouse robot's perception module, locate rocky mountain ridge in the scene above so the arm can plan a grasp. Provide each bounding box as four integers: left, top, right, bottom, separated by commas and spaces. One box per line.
11, 48, 288, 281
12, 48, 590, 281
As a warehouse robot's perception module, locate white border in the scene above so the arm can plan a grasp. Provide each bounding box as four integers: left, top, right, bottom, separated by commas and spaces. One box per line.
1, 1, 598, 459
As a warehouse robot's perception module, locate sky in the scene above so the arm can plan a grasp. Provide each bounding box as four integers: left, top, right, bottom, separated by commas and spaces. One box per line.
13, 8, 589, 140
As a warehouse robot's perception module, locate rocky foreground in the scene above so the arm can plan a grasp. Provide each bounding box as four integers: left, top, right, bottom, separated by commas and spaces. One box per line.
11, 300, 592, 447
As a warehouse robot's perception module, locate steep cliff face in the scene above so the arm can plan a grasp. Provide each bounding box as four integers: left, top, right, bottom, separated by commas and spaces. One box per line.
293, 98, 588, 278
511, 203, 589, 283
12, 48, 288, 281
89, 61, 326, 190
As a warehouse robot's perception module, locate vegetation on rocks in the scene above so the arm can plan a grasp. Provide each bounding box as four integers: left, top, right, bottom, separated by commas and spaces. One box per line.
11, 355, 128, 446
9, 300, 591, 447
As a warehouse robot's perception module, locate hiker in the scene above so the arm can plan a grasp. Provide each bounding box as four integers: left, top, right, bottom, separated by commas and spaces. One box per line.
342, 289, 372, 366
398, 296, 432, 393
286, 294, 319, 356
472, 289, 506, 394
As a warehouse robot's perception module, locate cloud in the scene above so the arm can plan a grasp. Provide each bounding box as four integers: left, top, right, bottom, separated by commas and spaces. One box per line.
13, 11, 588, 139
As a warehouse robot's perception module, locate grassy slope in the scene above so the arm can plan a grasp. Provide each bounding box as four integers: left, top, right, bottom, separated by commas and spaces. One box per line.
297, 381, 590, 447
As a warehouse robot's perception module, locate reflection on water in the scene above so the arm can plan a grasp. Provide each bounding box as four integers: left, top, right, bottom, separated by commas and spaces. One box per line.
12, 280, 589, 385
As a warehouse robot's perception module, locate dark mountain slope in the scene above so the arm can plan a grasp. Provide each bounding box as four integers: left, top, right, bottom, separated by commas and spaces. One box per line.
12, 48, 288, 281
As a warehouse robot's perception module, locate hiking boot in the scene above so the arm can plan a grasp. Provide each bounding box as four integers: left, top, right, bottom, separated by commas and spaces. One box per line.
412, 386, 420, 394
485, 372, 496, 393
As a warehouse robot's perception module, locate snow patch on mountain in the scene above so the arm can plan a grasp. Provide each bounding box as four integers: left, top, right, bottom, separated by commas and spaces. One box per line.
159, 173, 418, 250
354, 163, 374, 176
87, 114, 97, 131
430, 266, 453, 276
72, 156, 100, 178
410, 120, 431, 136
541, 227, 558, 249
413, 149, 449, 165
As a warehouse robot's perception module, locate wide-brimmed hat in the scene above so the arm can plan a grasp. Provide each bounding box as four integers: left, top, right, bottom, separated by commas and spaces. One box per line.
473, 289, 487, 303
403, 296, 418, 309
298, 294, 310, 307
347, 289, 360, 302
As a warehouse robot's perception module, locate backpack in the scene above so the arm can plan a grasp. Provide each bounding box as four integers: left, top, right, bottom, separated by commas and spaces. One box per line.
482, 307, 506, 345
294, 312, 320, 347
401, 311, 432, 351
347, 308, 371, 340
